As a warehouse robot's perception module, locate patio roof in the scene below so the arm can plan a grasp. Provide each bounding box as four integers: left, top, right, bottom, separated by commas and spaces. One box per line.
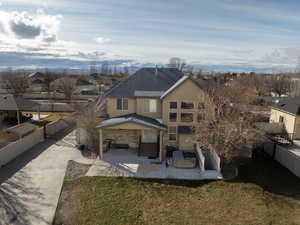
96, 113, 167, 130
0, 95, 39, 111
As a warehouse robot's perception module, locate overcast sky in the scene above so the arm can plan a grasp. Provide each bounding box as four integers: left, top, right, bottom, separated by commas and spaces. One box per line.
0, 0, 300, 71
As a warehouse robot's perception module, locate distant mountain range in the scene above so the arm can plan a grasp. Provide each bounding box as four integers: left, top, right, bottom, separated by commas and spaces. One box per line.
7, 64, 295, 74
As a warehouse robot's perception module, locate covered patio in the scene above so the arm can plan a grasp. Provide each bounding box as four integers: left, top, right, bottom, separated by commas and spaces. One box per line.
96, 114, 166, 161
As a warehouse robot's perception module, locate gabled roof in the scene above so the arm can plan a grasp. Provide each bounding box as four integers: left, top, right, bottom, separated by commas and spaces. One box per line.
96, 113, 167, 130
0, 95, 39, 111
271, 97, 300, 115
105, 68, 184, 98
160, 76, 208, 99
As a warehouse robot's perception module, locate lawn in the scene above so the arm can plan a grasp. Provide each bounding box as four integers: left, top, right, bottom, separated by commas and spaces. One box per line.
53, 158, 300, 225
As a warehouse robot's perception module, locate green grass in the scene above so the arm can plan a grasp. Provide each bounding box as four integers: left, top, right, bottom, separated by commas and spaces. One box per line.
53, 158, 300, 225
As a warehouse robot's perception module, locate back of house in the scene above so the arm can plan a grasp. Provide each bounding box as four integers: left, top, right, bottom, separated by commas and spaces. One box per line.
97, 67, 208, 159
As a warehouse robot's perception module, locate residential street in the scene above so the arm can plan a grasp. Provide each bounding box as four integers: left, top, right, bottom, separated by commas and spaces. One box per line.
0, 131, 94, 225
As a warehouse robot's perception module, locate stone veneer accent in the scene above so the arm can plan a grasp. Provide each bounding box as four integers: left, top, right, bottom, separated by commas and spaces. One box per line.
103, 129, 141, 148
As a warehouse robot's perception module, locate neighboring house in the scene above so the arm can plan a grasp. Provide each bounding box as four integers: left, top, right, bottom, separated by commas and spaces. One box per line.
96, 68, 210, 160
0, 95, 40, 125
270, 97, 300, 140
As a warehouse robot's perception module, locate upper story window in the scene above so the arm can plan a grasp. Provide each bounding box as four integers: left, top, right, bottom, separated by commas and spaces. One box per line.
117, 98, 128, 110
170, 102, 177, 109
169, 113, 177, 122
143, 99, 157, 113
181, 113, 193, 122
198, 103, 205, 110
279, 116, 284, 123
181, 102, 194, 109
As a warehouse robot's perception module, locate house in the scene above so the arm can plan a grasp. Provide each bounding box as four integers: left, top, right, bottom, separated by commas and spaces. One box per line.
96, 68, 210, 160
270, 97, 300, 140
0, 95, 40, 125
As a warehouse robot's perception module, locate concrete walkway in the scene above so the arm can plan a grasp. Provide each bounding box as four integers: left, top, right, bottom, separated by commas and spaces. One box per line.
0, 131, 95, 225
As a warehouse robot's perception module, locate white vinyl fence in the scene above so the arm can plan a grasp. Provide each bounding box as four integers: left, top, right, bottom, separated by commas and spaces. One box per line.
275, 145, 300, 178
196, 143, 221, 172
0, 128, 44, 167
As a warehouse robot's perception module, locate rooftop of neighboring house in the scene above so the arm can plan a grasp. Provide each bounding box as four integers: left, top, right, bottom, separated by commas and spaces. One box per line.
0, 95, 39, 111
105, 67, 213, 98
271, 97, 300, 115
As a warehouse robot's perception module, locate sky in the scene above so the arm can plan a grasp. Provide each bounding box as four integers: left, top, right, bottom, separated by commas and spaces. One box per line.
0, 0, 300, 72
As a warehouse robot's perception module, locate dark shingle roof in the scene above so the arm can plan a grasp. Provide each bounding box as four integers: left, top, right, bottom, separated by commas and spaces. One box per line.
97, 113, 166, 130
106, 68, 184, 98
272, 97, 300, 115
0, 95, 39, 111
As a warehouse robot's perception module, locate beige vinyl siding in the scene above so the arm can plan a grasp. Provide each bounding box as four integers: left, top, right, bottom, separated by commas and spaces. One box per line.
107, 97, 136, 117
136, 98, 162, 119
270, 108, 296, 139
162, 79, 205, 147
293, 116, 300, 139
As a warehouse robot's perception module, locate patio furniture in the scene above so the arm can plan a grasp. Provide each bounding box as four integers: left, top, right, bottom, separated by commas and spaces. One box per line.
172, 151, 197, 168
111, 143, 130, 149
166, 145, 178, 158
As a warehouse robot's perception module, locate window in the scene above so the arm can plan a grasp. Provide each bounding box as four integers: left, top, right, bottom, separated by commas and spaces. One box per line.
169, 113, 177, 122
198, 103, 205, 110
197, 113, 205, 122
116, 98, 128, 110
143, 99, 157, 113
181, 102, 194, 109
170, 102, 177, 109
181, 113, 193, 122
168, 126, 177, 141
279, 116, 284, 123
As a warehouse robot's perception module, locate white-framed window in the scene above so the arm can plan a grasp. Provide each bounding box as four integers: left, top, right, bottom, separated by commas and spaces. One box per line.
170, 101, 177, 109
181, 113, 194, 122
279, 116, 284, 123
168, 126, 177, 142
181, 101, 194, 109
143, 99, 157, 113
197, 113, 205, 122
169, 112, 177, 122
116, 98, 128, 110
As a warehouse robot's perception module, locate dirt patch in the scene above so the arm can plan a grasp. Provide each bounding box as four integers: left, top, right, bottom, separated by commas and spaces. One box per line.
64, 160, 91, 181
0, 131, 19, 148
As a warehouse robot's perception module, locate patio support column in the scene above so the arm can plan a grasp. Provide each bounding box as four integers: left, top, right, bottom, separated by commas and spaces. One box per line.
38, 106, 41, 120
159, 130, 163, 162
17, 110, 20, 125
99, 128, 103, 159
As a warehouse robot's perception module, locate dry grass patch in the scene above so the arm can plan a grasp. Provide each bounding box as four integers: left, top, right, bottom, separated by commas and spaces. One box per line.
54, 158, 300, 225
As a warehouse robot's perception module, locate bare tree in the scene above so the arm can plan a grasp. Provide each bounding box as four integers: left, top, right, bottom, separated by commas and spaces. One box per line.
1, 71, 28, 96
270, 74, 293, 97
56, 73, 78, 102
168, 57, 187, 71
43, 69, 59, 96
195, 84, 258, 165
75, 95, 106, 156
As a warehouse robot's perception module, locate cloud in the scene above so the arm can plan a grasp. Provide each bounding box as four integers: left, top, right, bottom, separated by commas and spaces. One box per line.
95, 37, 111, 44
0, 51, 136, 71
0, 10, 61, 42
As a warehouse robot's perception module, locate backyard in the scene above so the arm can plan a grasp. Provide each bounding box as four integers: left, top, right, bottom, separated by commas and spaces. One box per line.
54, 158, 300, 225
22, 111, 71, 126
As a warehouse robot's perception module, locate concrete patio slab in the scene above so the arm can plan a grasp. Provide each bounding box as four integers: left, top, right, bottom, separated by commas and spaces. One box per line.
86, 149, 223, 180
